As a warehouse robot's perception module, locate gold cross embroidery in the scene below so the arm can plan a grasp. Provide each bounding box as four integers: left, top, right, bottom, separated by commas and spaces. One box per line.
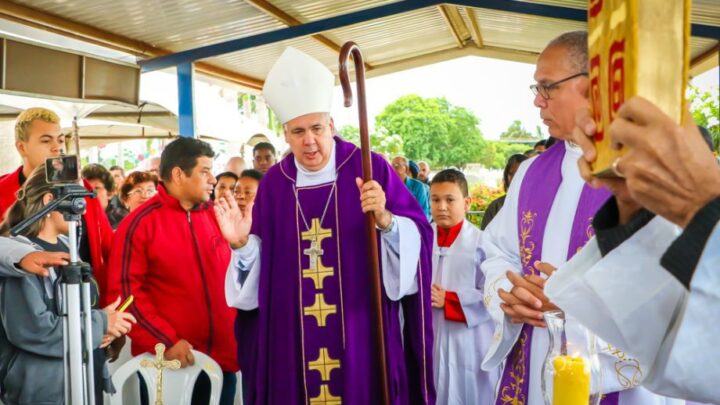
302, 241, 334, 290
301, 218, 334, 290
309, 384, 342, 404
308, 348, 341, 381
304, 293, 337, 327
140, 343, 182, 405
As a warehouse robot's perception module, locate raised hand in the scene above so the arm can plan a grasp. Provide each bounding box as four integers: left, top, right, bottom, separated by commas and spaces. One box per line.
609, 97, 720, 228
572, 108, 642, 225
214, 190, 253, 249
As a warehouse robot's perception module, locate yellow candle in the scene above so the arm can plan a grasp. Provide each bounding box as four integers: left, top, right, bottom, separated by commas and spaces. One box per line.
552, 355, 590, 405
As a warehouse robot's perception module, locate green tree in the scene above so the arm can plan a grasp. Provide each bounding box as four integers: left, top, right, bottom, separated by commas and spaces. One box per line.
375, 95, 485, 168
479, 141, 529, 170
338, 125, 359, 144
499, 120, 541, 141
688, 85, 719, 152
337, 125, 404, 157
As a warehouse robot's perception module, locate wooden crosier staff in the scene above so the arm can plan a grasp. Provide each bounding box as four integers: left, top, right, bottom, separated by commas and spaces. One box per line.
338, 41, 390, 405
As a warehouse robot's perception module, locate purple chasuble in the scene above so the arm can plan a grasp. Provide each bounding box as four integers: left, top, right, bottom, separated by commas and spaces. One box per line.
236, 137, 436, 405
494, 141, 617, 405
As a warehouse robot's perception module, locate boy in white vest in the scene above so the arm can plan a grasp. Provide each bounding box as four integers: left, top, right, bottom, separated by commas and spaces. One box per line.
429, 169, 499, 403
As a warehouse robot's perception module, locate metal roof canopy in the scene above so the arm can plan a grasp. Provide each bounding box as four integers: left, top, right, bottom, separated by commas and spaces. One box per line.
1, 0, 717, 140
137, 0, 719, 75
3, 0, 718, 92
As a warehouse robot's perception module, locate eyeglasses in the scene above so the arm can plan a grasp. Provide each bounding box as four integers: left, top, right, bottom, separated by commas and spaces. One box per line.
128, 188, 157, 198
530, 72, 588, 100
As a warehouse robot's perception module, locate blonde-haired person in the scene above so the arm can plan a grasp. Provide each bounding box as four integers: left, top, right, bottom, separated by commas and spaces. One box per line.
0, 164, 136, 405
0, 107, 114, 306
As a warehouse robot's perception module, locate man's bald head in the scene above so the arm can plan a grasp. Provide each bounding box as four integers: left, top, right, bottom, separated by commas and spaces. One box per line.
225, 156, 246, 176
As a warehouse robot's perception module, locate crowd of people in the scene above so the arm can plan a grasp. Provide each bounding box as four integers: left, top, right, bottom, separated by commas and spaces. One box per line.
0, 28, 717, 405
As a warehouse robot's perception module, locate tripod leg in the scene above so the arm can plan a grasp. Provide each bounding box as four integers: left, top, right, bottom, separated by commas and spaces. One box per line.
82, 280, 96, 405
66, 283, 85, 404
62, 283, 71, 405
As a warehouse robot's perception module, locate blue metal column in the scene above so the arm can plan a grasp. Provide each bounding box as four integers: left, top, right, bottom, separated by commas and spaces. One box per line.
177, 62, 196, 138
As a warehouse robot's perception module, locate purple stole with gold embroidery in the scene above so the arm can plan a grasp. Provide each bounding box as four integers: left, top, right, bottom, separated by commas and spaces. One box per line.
494, 142, 618, 405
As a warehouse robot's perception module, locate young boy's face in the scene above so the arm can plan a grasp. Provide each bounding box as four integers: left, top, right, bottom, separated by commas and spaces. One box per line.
430, 181, 469, 229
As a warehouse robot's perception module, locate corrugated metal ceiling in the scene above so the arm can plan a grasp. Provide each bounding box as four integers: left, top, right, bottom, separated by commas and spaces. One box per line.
3, 0, 718, 89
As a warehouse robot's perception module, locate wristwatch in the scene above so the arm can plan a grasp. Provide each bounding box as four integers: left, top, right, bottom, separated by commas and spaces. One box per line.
377, 213, 396, 233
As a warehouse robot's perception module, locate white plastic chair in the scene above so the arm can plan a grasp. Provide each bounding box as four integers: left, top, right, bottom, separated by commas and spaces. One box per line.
104, 336, 139, 405
109, 349, 223, 405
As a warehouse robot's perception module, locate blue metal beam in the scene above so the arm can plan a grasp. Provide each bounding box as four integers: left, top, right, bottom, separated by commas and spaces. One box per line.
141, 0, 720, 72
177, 63, 196, 138
454, 0, 585, 21
140, 0, 440, 72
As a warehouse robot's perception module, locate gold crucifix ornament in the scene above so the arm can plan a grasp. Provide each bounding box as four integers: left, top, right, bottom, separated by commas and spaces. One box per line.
140, 343, 182, 405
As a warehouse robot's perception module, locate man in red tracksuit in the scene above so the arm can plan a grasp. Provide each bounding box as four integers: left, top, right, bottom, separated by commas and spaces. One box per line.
106, 137, 238, 405
0, 107, 114, 301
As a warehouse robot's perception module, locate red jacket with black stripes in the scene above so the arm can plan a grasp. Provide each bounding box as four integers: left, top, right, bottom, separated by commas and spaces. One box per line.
106, 185, 238, 372
0, 166, 114, 300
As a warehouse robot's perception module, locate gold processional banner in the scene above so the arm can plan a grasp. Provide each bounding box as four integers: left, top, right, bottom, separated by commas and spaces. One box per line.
589, 0, 691, 176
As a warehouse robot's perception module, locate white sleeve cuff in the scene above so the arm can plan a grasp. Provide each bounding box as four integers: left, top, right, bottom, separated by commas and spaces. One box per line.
381, 215, 420, 301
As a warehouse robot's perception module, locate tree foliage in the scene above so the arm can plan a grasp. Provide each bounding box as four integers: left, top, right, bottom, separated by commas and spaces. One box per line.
374, 95, 485, 168
499, 120, 540, 141
478, 142, 529, 170
688, 85, 719, 152
337, 125, 404, 157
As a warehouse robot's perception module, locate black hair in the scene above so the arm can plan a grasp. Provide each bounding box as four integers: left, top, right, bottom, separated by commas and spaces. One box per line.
534, 139, 546, 148
240, 169, 263, 182
503, 154, 529, 191
159, 137, 215, 182
253, 142, 276, 155
430, 169, 469, 197
215, 171, 239, 182
81, 163, 115, 192
108, 165, 124, 174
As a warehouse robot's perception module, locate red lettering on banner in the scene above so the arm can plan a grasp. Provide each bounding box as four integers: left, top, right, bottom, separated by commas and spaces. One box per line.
609, 40, 626, 120
589, 55, 604, 141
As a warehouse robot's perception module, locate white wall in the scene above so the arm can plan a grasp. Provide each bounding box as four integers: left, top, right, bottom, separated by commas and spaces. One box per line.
0, 121, 21, 174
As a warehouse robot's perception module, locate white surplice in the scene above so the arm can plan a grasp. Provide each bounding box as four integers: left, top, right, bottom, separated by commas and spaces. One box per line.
481, 142, 683, 405
225, 142, 422, 310
432, 220, 499, 404
546, 214, 719, 404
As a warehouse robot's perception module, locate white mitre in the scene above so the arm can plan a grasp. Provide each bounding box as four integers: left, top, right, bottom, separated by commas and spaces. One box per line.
262, 47, 334, 124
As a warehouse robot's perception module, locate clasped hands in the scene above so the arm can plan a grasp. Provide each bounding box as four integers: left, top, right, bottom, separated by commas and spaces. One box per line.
498, 261, 558, 328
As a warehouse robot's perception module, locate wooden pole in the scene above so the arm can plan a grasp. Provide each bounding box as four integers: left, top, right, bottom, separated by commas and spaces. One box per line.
338, 42, 390, 405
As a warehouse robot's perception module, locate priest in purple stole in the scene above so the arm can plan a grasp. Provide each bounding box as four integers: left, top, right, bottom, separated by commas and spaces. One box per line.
481, 31, 681, 405
219, 47, 435, 405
